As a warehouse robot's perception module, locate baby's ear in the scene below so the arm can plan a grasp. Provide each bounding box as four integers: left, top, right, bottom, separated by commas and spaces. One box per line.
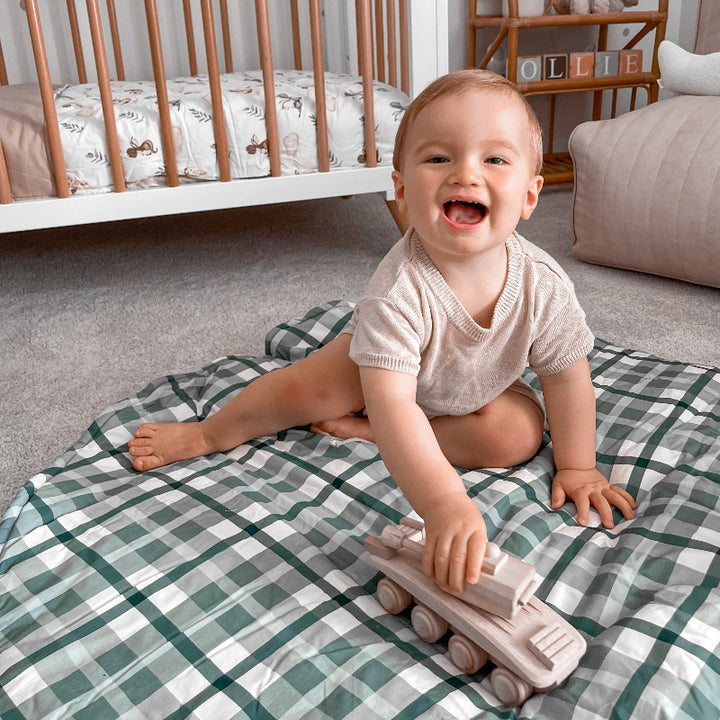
392, 169, 407, 209
521, 174, 544, 220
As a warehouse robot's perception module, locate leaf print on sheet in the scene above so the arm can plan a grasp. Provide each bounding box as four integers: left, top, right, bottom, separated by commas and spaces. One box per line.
86, 149, 110, 165
244, 105, 265, 120
189, 108, 212, 123
119, 110, 144, 123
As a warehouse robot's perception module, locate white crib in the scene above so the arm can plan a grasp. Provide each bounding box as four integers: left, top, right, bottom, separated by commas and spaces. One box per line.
0, 0, 448, 233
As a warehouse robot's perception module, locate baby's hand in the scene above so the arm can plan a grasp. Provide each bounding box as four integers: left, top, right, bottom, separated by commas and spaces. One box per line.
420, 492, 487, 595
552, 468, 636, 528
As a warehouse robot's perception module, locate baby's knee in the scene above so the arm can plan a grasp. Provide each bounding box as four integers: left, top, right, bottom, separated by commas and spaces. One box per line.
501, 423, 543, 466
477, 400, 544, 467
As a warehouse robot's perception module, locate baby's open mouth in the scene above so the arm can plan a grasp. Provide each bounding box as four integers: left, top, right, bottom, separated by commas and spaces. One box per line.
443, 199, 488, 225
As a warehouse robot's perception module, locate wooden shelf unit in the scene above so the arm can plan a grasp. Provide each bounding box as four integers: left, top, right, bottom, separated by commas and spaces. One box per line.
467, 0, 668, 184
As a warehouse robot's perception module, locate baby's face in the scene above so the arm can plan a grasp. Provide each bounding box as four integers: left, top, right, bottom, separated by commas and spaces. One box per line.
392, 88, 543, 266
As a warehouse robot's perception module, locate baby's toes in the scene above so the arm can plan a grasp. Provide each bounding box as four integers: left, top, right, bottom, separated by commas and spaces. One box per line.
134, 423, 157, 439
128, 440, 153, 456
132, 455, 158, 472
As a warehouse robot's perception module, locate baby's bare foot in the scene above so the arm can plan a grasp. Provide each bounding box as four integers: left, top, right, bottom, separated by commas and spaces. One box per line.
128, 422, 211, 471
311, 415, 375, 443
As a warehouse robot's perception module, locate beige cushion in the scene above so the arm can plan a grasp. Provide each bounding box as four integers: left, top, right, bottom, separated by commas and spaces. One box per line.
0, 84, 57, 200
568, 95, 720, 288
695, 0, 720, 55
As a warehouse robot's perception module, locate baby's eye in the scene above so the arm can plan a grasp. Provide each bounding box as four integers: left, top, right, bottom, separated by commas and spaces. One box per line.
427, 156, 448, 164
486, 156, 506, 165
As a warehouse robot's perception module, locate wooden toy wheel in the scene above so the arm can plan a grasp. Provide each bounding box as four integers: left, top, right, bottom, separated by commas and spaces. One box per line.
448, 634, 488, 675
490, 667, 532, 706
411, 604, 449, 643
376, 578, 412, 614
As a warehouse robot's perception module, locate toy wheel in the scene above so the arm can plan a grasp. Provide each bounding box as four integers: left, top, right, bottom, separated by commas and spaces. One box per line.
376, 578, 412, 614
448, 634, 488, 675
411, 604, 449, 643
491, 667, 532, 706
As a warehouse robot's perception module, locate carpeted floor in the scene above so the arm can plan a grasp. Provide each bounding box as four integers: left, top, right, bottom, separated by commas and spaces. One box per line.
2, 186, 719, 517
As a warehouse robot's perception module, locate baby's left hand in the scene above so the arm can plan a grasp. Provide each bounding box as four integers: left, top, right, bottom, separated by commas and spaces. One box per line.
552, 468, 636, 528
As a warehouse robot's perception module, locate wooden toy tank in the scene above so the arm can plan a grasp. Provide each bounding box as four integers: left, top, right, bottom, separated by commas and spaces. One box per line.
365, 518, 587, 706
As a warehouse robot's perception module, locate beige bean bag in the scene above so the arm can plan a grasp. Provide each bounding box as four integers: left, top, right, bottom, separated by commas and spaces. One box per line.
569, 94, 720, 288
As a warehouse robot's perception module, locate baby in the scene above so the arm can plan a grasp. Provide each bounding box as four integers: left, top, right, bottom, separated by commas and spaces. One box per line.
129, 69, 635, 595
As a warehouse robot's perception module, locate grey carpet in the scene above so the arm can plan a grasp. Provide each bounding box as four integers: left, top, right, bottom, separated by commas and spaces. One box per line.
2, 186, 718, 517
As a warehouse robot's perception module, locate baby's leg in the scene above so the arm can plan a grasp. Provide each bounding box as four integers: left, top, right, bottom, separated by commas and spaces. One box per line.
129, 334, 364, 471
430, 390, 544, 469
316, 389, 544, 470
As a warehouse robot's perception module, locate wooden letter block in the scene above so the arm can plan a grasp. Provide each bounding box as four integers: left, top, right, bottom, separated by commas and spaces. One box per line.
543, 54, 568, 80
517, 56, 542, 83
619, 49, 643, 76
595, 51, 619, 77
569, 52, 595, 79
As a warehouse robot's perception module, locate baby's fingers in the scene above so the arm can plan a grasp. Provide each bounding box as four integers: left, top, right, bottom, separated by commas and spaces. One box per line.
590, 492, 616, 528
591, 488, 636, 528
422, 534, 437, 582
607, 485, 636, 520
573, 492, 591, 526
551, 481, 567, 511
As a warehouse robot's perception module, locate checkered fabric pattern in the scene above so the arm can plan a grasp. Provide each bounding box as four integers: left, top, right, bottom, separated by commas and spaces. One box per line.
1, 300, 718, 719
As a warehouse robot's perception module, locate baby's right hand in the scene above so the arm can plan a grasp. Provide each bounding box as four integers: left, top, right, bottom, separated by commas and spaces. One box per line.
420, 492, 487, 595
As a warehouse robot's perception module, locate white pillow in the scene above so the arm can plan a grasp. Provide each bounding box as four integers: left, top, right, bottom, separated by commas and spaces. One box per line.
658, 40, 720, 96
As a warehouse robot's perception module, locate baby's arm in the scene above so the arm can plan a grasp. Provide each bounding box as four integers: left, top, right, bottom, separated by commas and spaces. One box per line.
540, 357, 636, 527
359, 366, 486, 594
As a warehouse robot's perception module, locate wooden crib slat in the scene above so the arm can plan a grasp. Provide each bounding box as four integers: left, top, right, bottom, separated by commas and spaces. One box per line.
309, 0, 329, 172
255, 0, 281, 177
219, 0, 233, 73
375, 0, 385, 83
399, 0, 409, 95
144, 0, 180, 187
290, 0, 302, 70
182, 0, 199, 76
24, 0, 71, 198
87, 0, 126, 193
0, 140, 13, 204
356, 0, 377, 168
0, 39, 8, 85
200, 0, 232, 181
386, 0, 397, 88
466, 0, 475, 67
106, 0, 126, 80
67, 0, 88, 84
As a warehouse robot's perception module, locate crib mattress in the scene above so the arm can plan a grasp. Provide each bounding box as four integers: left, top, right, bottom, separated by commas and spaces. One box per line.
1, 301, 718, 718
1, 71, 409, 199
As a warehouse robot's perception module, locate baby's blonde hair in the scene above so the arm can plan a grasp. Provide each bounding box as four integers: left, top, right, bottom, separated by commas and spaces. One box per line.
393, 69, 544, 175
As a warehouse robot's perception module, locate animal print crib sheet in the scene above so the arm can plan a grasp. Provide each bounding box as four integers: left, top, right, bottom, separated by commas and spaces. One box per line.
54, 70, 409, 193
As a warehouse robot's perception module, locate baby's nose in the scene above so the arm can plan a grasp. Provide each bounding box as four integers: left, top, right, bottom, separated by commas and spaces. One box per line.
450, 159, 482, 186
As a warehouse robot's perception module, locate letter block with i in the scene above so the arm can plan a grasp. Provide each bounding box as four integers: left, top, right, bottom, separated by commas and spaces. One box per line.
595, 51, 619, 77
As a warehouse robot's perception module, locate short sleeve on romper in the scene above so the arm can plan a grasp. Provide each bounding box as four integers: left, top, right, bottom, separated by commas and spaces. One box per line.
348, 298, 423, 377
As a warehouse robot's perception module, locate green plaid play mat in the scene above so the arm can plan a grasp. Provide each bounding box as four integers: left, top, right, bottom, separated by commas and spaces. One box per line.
1, 300, 718, 719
